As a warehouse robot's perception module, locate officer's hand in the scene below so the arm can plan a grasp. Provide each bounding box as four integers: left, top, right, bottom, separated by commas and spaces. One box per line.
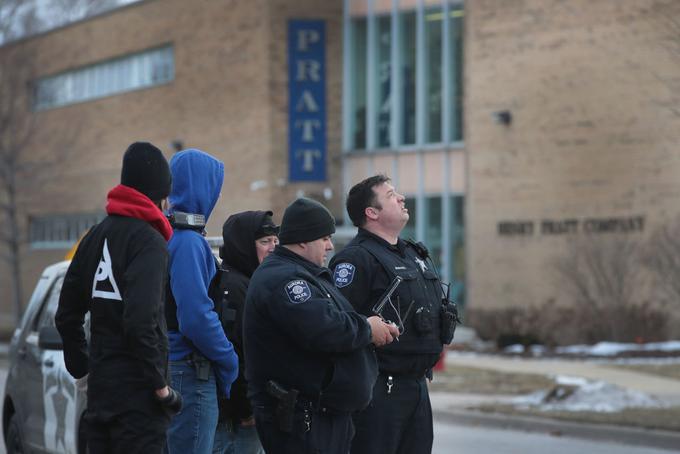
155, 386, 183, 416
385, 321, 400, 339
367, 316, 397, 347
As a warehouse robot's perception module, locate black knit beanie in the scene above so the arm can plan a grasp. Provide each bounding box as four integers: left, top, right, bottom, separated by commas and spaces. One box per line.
255, 212, 280, 240
279, 198, 335, 245
120, 142, 172, 201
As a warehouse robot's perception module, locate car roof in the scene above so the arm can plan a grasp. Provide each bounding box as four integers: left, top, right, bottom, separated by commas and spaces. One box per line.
43, 260, 71, 277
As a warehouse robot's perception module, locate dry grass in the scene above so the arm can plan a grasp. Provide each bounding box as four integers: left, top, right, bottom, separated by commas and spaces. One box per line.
430, 365, 554, 394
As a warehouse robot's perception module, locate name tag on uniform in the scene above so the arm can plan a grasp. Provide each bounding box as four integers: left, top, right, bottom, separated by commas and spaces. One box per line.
285, 280, 312, 304
333, 263, 355, 288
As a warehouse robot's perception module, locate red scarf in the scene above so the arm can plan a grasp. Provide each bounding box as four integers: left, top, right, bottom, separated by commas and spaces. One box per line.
106, 184, 173, 241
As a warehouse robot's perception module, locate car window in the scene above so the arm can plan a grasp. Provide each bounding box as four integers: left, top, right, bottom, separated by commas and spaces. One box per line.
33, 275, 64, 331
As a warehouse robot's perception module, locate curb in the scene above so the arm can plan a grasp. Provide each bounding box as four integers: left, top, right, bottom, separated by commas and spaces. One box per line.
434, 408, 680, 451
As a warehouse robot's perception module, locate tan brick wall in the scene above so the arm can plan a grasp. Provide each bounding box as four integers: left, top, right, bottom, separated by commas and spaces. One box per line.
0, 0, 343, 323
466, 0, 680, 311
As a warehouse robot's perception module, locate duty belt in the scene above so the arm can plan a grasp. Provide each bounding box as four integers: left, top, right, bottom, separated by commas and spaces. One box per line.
379, 370, 428, 380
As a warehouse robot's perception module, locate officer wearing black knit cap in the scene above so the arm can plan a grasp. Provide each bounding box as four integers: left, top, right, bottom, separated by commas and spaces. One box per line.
56, 141, 181, 454
243, 198, 399, 454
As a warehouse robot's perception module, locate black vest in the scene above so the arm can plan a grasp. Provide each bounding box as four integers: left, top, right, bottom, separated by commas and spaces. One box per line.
359, 239, 443, 357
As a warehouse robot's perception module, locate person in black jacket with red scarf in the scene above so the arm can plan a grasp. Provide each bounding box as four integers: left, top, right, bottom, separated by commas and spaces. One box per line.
212, 210, 279, 454
56, 142, 182, 454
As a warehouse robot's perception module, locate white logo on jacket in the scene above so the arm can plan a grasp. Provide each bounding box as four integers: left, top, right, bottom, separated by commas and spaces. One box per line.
92, 239, 122, 301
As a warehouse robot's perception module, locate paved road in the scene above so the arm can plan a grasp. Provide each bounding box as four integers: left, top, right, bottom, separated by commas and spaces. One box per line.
432, 418, 676, 454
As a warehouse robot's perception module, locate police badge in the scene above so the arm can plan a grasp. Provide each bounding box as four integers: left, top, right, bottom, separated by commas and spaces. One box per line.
285, 280, 312, 304
333, 263, 355, 288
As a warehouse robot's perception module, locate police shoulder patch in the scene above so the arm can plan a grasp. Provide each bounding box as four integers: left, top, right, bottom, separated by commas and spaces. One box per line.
285, 280, 312, 304
333, 262, 356, 288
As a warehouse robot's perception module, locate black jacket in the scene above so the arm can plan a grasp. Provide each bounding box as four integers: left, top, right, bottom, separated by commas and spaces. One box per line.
56, 215, 169, 419
244, 246, 378, 413
329, 228, 443, 376
217, 210, 271, 422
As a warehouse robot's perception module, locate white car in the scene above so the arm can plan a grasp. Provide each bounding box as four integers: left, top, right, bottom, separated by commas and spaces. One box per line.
3, 261, 87, 454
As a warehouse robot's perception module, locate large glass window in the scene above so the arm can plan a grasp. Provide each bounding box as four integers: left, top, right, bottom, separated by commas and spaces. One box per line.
449, 7, 464, 141
344, 1, 463, 150
403, 194, 465, 305
401, 10, 417, 146
29, 212, 105, 249
350, 18, 367, 149
34, 45, 174, 110
377, 14, 392, 148
425, 7, 443, 143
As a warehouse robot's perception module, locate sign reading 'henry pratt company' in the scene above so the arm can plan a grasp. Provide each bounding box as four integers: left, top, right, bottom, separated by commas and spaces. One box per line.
288, 20, 326, 182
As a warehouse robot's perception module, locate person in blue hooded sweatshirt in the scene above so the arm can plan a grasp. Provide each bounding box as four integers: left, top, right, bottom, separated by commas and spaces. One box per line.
165, 149, 239, 454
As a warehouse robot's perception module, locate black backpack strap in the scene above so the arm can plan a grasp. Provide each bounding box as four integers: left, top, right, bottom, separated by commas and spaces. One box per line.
404, 238, 430, 260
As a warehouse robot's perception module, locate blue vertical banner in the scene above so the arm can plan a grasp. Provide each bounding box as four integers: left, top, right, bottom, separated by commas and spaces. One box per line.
288, 20, 326, 182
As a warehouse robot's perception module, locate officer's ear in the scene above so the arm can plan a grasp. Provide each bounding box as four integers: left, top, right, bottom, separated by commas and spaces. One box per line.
365, 206, 380, 222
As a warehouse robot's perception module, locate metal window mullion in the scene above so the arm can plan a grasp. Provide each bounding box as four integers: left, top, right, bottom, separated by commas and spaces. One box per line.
342, 157, 351, 226
366, 0, 378, 151
390, 0, 402, 150
415, 0, 426, 147
342, 0, 353, 152
416, 153, 425, 242
415, 0, 426, 243
451, 0, 462, 141
441, 0, 452, 281
342, 0, 352, 226
442, 0, 451, 144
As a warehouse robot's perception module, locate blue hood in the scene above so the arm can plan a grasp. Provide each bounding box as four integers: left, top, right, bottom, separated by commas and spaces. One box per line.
169, 149, 224, 220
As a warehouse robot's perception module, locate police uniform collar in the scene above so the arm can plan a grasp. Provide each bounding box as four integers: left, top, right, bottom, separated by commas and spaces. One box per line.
357, 228, 406, 255
274, 245, 332, 278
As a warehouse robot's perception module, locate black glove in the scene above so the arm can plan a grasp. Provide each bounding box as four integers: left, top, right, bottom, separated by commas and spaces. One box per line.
156, 387, 183, 416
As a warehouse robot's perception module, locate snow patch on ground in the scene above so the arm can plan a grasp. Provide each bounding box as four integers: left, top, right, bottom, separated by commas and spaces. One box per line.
512, 375, 666, 413
555, 341, 680, 356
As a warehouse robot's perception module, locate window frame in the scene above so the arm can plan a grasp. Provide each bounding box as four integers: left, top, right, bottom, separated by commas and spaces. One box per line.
33, 44, 175, 111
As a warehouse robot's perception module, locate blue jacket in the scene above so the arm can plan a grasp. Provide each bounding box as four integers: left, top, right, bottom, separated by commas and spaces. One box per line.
167, 149, 238, 396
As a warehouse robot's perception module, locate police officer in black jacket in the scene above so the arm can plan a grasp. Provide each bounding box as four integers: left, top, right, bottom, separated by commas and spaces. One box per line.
243, 198, 399, 454
329, 175, 456, 454
56, 142, 182, 454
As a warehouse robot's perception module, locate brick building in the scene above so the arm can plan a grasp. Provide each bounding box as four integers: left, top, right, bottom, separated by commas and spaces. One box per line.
1, 0, 679, 341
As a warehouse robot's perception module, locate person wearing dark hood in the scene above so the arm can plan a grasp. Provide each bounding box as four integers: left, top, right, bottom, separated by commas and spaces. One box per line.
212, 210, 279, 454
165, 149, 239, 454
244, 198, 400, 454
56, 142, 182, 454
